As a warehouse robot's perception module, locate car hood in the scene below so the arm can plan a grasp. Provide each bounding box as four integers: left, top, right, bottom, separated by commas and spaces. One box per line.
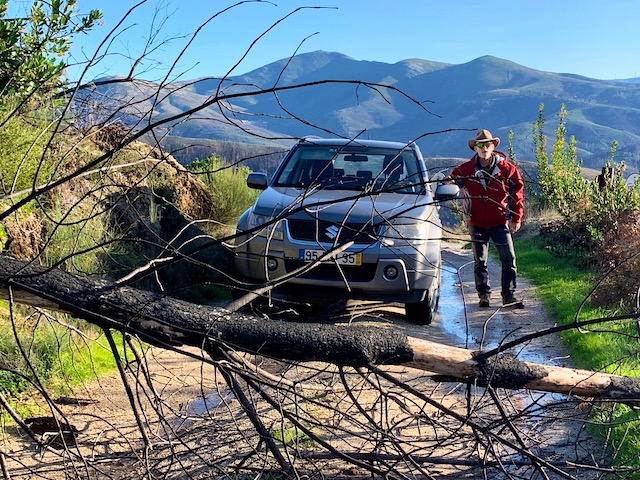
252, 186, 437, 225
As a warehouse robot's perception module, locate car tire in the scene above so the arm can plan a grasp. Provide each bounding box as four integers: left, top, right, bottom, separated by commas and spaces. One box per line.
405, 292, 436, 325
230, 280, 267, 306
230, 287, 273, 312
405, 270, 441, 325
230, 286, 244, 301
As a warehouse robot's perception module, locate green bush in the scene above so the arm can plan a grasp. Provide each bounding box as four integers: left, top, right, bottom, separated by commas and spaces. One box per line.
0, 102, 54, 194
189, 155, 259, 225
532, 104, 640, 260
0, 303, 126, 398
533, 104, 590, 216
0, 315, 66, 396
37, 193, 114, 274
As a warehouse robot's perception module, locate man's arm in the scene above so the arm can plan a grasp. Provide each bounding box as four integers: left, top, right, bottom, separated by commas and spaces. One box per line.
508, 166, 525, 233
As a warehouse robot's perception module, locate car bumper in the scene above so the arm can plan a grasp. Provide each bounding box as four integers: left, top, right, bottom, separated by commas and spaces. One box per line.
234, 233, 440, 303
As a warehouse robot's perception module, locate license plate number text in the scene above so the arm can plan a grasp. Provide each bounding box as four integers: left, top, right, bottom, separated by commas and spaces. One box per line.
299, 249, 362, 265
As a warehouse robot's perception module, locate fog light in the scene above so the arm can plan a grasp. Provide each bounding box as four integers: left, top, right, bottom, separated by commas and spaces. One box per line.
384, 265, 399, 280
266, 257, 278, 271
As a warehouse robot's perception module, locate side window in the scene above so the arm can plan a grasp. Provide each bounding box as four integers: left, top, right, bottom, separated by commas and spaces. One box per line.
403, 153, 425, 194
382, 152, 424, 193
276, 151, 302, 185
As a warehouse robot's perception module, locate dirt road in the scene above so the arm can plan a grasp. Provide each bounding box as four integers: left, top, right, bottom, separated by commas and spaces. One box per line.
4, 242, 607, 479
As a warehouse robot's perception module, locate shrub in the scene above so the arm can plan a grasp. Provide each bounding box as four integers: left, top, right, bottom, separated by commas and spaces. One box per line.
532, 104, 640, 309
0, 1, 101, 97
538, 220, 598, 264
0, 101, 54, 193
0, 314, 64, 396
532, 104, 640, 263
533, 104, 590, 218
189, 155, 259, 225
592, 209, 640, 308
0, 310, 120, 400
38, 203, 113, 274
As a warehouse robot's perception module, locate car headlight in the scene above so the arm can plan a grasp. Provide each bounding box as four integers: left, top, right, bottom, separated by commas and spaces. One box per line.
379, 223, 428, 246
248, 211, 284, 241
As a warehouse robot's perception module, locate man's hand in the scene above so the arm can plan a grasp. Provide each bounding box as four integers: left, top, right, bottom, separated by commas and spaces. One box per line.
508, 220, 521, 234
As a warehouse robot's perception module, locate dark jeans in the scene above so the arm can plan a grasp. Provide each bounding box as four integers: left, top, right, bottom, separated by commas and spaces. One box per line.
469, 224, 517, 299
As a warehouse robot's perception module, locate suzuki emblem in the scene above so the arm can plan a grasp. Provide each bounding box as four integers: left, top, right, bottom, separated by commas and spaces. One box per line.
325, 225, 339, 239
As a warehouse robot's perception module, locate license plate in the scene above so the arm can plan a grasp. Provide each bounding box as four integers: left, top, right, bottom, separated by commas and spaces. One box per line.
299, 249, 362, 265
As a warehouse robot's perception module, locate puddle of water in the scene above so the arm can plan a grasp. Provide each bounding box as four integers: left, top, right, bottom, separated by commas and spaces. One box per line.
438, 263, 565, 366
438, 266, 470, 345
437, 261, 570, 412
185, 388, 234, 417
173, 387, 235, 431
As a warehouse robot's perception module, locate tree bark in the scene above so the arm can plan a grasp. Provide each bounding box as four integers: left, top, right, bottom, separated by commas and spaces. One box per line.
1, 254, 638, 403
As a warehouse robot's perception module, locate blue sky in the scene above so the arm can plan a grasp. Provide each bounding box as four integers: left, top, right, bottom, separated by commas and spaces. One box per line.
55, 0, 640, 81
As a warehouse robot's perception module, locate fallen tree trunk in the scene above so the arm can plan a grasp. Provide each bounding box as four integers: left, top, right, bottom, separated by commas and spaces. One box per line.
0, 254, 639, 403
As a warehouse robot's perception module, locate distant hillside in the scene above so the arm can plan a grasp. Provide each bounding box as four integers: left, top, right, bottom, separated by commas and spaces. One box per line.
80, 51, 640, 173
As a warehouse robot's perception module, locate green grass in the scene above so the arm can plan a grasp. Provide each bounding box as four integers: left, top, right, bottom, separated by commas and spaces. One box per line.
271, 425, 314, 449
51, 328, 124, 388
515, 235, 640, 475
0, 308, 124, 418
516, 236, 639, 374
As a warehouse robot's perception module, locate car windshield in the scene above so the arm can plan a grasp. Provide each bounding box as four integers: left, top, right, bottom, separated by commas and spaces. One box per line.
273, 145, 424, 194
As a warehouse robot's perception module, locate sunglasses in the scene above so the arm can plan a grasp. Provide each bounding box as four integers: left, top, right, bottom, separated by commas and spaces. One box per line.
475, 141, 494, 149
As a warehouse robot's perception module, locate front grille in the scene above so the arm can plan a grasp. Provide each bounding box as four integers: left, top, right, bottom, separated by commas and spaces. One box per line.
288, 219, 377, 245
284, 260, 377, 282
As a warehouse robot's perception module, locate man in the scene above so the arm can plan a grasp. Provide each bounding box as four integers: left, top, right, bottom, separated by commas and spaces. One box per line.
449, 129, 525, 308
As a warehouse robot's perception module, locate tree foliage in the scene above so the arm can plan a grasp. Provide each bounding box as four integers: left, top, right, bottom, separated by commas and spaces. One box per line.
0, 0, 101, 97
533, 103, 640, 255
533, 103, 640, 309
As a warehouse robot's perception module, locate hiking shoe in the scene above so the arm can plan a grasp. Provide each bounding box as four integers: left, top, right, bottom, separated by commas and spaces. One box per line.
502, 295, 524, 308
478, 294, 491, 308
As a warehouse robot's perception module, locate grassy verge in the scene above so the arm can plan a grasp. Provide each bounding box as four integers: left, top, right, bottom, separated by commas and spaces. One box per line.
0, 307, 123, 418
516, 236, 639, 374
515, 235, 640, 473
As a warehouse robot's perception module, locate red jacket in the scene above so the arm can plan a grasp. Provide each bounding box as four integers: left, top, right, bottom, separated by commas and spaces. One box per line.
450, 151, 524, 228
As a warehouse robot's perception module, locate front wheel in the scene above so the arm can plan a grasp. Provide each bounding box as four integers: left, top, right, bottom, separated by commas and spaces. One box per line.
229, 279, 271, 309
405, 281, 440, 326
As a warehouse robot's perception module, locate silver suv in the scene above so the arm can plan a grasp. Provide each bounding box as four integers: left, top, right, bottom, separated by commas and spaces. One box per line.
233, 137, 458, 324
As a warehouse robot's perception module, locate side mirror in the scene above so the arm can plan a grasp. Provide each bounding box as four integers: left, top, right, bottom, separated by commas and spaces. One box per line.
434, 183, 459, 201
246, 172, 268, 190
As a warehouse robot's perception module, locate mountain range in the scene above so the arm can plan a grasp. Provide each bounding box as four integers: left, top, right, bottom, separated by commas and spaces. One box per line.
82, 51, 640, 172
